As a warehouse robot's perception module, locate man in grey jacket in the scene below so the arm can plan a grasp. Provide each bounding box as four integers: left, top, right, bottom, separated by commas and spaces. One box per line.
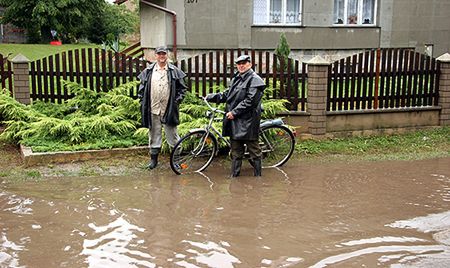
137, 46, 187, 169
206, 55, 265, 177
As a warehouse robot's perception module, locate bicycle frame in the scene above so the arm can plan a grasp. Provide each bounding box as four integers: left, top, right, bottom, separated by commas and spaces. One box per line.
197, 97, 287, 154
191, 98, 230, 149
170, 97, 295, 174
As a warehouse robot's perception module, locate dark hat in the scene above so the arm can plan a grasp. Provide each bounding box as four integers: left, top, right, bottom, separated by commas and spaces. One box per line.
235, 55, 251, 64
155, 46, 168, 54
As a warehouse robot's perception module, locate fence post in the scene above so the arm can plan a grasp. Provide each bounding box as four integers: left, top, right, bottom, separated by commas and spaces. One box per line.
11, 54, 30, 105
437, 53, 450, 126
306, 56, 330, 136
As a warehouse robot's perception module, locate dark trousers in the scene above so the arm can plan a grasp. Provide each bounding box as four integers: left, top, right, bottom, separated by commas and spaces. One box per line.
230, 139, 261, 160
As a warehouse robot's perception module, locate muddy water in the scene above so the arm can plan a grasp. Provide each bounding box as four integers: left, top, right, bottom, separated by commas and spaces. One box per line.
1, 157, 450, 267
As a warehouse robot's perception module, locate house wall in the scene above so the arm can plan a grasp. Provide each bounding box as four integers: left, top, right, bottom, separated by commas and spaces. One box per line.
379, 0, 450, 57
251, 27, 380, 50
140, 0, 449, 57
182, 0, 250, 48
140, 0, 187, 48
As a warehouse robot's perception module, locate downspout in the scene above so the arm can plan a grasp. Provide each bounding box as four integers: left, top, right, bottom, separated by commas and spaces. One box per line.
140, 0, 177, 60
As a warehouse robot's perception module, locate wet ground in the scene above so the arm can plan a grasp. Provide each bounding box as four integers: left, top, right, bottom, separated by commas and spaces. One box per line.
1, 157, 450, 267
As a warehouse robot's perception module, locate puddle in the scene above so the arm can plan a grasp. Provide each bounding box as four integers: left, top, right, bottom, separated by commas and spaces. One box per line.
1, 157, 449, 267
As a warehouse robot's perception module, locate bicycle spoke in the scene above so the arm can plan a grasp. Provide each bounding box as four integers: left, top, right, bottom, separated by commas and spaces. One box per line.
170, 130, 217, 174
259, 125, 295, 167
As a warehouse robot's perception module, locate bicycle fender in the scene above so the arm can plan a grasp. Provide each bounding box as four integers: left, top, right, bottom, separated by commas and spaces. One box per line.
260, 118, 284, 128
189, 128, 205, 133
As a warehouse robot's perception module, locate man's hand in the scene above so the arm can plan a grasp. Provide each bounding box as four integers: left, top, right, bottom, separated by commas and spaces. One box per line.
226, 112, 234, 120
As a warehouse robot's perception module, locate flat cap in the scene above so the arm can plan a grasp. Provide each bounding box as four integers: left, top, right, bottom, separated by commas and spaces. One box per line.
235, 55, 251, 64
155, 46, 168, 53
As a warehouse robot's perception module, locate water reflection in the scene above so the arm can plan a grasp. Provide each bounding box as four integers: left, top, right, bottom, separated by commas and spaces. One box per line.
81, 215, 154, 267
0, 233, 24, 267
178, 240, 240, 268
310, 244, 447, 268
2, 194, 33, 215
0, 157, 449, 267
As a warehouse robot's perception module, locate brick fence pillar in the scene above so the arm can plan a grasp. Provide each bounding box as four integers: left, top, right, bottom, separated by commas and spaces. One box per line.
306, 56, 330, 136
437, 53, 450, 126
11, 54, 30, 105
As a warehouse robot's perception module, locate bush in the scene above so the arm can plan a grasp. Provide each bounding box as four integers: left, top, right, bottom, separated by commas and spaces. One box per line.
0, 82, 289, 153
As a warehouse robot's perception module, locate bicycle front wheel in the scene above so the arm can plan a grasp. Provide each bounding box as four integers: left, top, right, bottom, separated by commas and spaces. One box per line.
259, 125, 295, 168
170, 130, 218, 175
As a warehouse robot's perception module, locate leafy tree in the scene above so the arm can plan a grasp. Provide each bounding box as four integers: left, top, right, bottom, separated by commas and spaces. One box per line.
0, 0, 132, 43
87, 3, 138, 48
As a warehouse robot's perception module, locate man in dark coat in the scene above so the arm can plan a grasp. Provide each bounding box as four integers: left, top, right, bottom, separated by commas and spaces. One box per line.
137, 46, 187, 169
206, 55, 265, 177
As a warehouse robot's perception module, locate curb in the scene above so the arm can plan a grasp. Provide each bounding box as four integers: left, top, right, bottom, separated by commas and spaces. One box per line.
20, 145, 149, 167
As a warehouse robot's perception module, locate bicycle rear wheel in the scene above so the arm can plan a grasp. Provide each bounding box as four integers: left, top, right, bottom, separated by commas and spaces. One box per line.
259, 125, 295, 168
170, 130, 218, 175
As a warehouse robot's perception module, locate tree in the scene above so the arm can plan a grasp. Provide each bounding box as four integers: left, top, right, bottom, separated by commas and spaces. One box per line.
87, 3, 139, 48
0, 0, 106, 43
274, 33, 291, 71
274, 33, 295, 109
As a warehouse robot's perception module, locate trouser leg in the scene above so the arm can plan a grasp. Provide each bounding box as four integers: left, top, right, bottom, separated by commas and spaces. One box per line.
148, 114, 163, 169
149, 114, 163, 151
246, 139, 262, 177
230, 140, 245, 177
163, 123, 180, 148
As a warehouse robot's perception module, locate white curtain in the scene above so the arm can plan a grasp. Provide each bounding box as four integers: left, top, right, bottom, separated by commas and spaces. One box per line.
253, 0, 268, 24
270, 0, 282, 23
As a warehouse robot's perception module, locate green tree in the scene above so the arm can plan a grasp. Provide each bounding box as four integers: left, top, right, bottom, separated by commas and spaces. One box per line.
0, 0, 106, 43
274, 33, 296, 109
87, 3, 139, 49
274, 33, 291, 71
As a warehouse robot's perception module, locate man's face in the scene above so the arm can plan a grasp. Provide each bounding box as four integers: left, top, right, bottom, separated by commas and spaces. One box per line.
236, 61, 252, 74
156, 52, 168, 65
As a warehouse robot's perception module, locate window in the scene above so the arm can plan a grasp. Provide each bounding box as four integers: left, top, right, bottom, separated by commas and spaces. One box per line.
253, 0, 302, 25
334, 0, 376, 25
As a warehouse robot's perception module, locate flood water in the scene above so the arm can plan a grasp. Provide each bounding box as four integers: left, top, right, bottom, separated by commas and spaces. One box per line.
1, 157, 450, 267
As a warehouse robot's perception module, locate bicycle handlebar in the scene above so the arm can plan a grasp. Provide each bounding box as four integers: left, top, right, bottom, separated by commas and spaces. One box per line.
202, 96, 226, 115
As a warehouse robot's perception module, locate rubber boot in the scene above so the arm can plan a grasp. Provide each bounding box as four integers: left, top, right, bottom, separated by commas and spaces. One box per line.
230, 159, 242, 178
253, 158, 262, 177
148, 153, 158, 169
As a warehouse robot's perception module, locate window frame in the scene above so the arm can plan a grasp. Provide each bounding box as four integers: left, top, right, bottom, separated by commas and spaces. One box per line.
333, 0, 377, 26
253, 0, 303, 26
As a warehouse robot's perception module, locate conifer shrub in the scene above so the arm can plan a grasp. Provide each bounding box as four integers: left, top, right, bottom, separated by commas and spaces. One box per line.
0, 81, 289, 153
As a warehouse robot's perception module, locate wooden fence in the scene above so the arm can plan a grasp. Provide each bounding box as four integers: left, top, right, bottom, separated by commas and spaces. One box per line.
327, 48, 440, 111
4, 48, 442, 113
178, 49, 307, 111
29, 48, 147, 103
0, 53, 13, 94
26, 48, 308, 110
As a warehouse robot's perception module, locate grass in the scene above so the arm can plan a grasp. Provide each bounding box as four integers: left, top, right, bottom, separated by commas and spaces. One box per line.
0, 43, 100, 61
0, 126, 449, 180
296, 127, 450, 162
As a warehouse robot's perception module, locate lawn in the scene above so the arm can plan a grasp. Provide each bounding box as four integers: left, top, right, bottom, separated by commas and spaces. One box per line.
0, 43, 100, 61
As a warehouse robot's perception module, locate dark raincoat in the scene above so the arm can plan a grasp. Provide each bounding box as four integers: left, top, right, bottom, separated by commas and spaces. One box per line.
207, 69, 265, 140
137, 62, 187, 128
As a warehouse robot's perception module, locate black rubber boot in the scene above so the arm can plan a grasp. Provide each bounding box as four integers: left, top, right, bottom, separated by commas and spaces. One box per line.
230, 159, 242, 178
148, 153, 158, 169
253, 158, 262, 177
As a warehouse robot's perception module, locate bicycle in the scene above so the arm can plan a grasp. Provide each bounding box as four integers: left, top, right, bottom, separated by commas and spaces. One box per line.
169, 97, 296, 175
